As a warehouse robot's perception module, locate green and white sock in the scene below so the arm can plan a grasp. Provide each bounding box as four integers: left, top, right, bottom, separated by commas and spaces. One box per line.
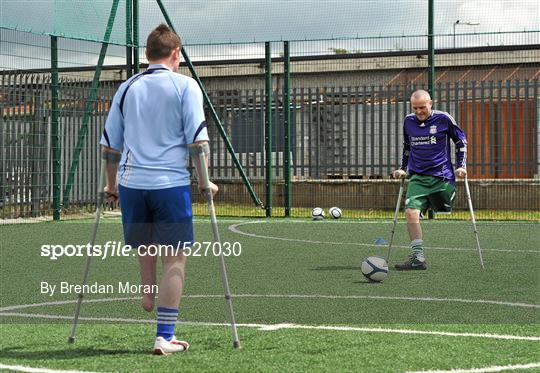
411, 239, 425, 261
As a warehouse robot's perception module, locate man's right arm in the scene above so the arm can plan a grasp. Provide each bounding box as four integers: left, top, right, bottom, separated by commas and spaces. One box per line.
99, 88, 125, 202
393, 126, 409, 179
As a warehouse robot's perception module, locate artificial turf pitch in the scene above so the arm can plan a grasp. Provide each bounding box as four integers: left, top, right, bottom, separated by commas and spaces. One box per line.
1, 218, 538, 372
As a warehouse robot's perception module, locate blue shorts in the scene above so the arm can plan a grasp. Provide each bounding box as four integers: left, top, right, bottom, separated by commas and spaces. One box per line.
118, 185, 193, 248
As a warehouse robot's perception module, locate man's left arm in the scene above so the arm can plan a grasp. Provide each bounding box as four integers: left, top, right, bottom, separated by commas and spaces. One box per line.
182, 79, 218, 197
448, 115, 467, 178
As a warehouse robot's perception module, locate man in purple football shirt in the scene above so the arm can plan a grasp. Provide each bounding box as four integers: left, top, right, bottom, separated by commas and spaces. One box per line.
392, 90, 467, 270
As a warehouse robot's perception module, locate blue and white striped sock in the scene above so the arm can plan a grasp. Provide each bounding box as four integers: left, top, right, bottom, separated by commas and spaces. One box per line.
156, 307, 178, 341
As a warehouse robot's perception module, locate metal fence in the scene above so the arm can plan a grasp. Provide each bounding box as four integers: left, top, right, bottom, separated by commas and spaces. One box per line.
1, 16, 539, 221
2, 65, 538, 220
206, 80, 539, 180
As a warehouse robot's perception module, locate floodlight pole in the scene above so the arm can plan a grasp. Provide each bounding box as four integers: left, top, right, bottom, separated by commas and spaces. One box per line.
453, 20, 480, 49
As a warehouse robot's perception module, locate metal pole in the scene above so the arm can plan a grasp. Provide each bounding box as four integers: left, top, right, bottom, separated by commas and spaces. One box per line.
155, 0, 262, 208
386, 178, 405, 264
464, 177, 485, 268
265, 42, 273, 217
62, 0, 120, 208
126, 0, 133, 78
191, 145, 240, 348
428, 0, 435, 101
50, 36, 61, 221
283, 41, 291, 217
427, 0, 436, 221
68, 159, 107, 343
133, 0, 139, 74
453, 21, 457, 49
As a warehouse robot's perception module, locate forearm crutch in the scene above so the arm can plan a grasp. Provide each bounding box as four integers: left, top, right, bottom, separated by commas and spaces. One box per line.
464, 176, 485, 269
386, 178, 405, 265
68, 158, 107, 343
191, 144, 241, 348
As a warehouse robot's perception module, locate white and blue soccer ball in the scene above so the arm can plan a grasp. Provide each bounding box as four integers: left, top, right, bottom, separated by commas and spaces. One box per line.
311, 207, 325, 220
328, 206, 342, 219
361, 256, 388, 282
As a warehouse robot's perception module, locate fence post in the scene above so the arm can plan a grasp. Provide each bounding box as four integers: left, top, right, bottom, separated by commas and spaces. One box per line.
283, 41, 291, 217
265, 42, 273, 217
50, 36, 61, 220
428, 0, 435, 102
133, 0, 139, 74
427, 0, 436, 220
534, 79, 539, 178
126, 0, 133, 78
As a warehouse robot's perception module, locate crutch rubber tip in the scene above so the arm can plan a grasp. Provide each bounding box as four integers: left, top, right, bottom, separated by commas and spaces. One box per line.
67, 336, 75, 344
233, 341, 241, 349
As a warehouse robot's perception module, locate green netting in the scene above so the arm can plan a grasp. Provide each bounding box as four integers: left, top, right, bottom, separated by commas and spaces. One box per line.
1, 0, 128, 45
1, 0, 538, 46
1, 0, 539, 223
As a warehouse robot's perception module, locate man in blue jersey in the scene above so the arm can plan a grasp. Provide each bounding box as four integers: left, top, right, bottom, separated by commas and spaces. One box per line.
100, 24, 217, 354
392, 90, 467, 270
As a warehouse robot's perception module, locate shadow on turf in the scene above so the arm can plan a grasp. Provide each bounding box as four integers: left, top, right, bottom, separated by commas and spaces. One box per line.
0, 346, 145, 360
352, 280, 383, 284
311, 266, 359, 271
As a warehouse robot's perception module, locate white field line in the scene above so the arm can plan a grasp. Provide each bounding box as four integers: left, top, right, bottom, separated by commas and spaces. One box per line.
224, 219, 540, 226
406, 362, 540, 373
0, 293, 538, 313
0, 312, 538, 342
228, 221, 540, 253
0, 363, 101, 373
0, 297, 139, 312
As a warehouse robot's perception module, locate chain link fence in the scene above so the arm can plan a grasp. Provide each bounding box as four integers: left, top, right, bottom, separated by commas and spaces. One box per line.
1, 1, 539, 222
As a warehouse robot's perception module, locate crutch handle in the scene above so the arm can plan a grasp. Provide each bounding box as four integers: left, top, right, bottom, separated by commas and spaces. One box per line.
189, 143, 212, 191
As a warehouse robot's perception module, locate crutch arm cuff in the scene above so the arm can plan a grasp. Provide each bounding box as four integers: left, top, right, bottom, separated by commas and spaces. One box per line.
188, 142, 210, 157
101, 150, 121, 163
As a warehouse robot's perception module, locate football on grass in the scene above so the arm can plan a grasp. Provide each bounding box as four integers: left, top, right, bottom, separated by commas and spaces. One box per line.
361, 256, 388, 282
329, 207, 342, 219
311, 207, 325, 220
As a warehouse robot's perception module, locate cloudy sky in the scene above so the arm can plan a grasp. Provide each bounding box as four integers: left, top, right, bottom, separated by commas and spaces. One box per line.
1, 0, 538, 44
1, 0, 538, 68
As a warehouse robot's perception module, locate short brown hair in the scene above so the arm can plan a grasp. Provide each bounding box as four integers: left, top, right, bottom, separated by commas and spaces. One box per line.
145, 24, 181, 61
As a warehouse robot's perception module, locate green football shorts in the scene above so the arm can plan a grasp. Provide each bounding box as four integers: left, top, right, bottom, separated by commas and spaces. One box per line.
405, 174, 456, 213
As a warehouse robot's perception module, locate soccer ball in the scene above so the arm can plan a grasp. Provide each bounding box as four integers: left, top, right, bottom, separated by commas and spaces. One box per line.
361, 256, 388, 282
328, 206, 342, 219
311, 207, 325, 220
